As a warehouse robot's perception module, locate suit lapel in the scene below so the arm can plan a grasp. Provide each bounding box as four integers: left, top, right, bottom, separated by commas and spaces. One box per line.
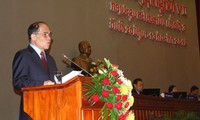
27, 46, 50, 75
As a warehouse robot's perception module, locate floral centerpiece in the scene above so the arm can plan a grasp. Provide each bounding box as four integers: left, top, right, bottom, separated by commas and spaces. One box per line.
83, 58, 135, 120
89, 59, 105, 75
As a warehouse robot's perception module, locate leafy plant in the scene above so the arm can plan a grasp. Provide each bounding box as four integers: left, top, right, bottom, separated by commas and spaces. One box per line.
163, 111, 200, 120
83, 58, 135, 120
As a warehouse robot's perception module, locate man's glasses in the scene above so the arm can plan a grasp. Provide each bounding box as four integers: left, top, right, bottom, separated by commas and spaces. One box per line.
35, 32, 53, 38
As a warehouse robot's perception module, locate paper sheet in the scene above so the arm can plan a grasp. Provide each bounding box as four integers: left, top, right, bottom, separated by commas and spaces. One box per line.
54, 70, 83, 84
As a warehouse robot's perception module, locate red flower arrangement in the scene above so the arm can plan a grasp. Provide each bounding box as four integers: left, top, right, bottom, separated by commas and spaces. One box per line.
83, 58, 135, 120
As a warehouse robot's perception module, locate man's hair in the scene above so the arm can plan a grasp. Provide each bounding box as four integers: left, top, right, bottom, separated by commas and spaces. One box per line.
190, 86, 199, 93
27, 21, 46, 40
168, 85, 176, 93
133, 78, 142, 85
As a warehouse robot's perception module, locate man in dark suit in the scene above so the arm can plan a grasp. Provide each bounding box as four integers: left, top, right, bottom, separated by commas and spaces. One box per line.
131, 78, 143, 95
12, 21, 58, 120
187, 86, 199, 100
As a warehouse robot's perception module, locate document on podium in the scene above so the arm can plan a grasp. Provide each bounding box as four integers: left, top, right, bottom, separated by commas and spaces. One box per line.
54, 70, 83, 84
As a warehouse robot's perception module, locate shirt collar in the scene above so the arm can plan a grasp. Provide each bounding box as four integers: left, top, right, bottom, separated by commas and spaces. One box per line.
136, 90, 140, 94
29, 44, 46, 59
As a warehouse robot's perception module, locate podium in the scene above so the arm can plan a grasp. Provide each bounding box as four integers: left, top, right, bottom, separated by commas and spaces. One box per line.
21, 76, 103, 120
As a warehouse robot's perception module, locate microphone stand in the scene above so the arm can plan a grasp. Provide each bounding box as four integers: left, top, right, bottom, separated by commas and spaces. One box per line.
62, 54, 92, 77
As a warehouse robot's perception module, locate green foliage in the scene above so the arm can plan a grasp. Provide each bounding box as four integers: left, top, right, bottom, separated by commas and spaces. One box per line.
83, 58, 134, 120
163, 111, 200, 120
104, 58, 111, 69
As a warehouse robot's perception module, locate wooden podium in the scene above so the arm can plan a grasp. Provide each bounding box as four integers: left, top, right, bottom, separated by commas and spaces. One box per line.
21, 76, 103, 120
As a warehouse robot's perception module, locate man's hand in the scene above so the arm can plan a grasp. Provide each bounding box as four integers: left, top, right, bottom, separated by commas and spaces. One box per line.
44, 80, 55, 85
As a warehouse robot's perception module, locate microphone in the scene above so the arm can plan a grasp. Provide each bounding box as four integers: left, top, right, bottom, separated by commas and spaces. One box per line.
62, 54, 92, 77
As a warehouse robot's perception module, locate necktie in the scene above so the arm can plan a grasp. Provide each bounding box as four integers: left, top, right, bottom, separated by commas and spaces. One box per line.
40, 51, 48, 70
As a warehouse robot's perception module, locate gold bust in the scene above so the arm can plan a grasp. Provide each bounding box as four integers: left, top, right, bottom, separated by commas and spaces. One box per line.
72, 41, 93, 72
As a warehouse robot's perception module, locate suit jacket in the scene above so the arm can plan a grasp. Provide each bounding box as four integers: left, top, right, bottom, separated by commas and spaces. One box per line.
132, 89, 143, 95
187, 94, 198, 101
12, 45, 58, 120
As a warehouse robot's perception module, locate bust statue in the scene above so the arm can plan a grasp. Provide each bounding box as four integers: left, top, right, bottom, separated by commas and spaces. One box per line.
72, 41, 93, 73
